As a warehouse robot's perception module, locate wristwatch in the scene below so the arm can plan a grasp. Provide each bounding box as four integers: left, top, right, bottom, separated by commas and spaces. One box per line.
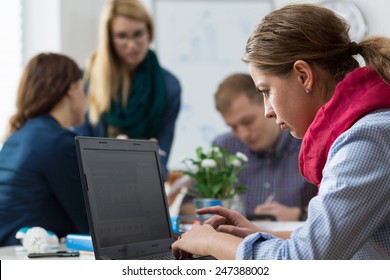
319, 0, 368, 42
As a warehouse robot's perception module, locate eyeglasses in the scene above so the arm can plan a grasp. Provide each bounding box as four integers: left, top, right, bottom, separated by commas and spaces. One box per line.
112, 29, 148, 45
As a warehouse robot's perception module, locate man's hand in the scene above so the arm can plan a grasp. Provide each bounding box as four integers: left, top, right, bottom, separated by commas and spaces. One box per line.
254, 201, 301, 221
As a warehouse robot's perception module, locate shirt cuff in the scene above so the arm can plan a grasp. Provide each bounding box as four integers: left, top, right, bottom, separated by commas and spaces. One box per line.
235, 232, 275, 259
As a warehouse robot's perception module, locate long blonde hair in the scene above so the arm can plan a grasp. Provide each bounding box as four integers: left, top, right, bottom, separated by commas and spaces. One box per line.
87, 0, 154, 124
243, 4, 390, 101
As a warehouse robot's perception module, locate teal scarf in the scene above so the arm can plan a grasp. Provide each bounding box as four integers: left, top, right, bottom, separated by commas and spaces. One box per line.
105, 50, 166, 139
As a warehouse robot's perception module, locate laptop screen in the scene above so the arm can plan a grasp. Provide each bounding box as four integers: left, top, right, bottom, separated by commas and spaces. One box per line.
82, 148, 171, 248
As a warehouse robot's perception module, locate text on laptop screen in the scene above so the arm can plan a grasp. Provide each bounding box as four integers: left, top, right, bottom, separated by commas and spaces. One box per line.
83, 149, 170, 248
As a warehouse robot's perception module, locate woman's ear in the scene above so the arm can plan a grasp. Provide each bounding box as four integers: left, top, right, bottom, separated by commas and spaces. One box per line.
66, 81, 79, 99
293, 60, 314, 91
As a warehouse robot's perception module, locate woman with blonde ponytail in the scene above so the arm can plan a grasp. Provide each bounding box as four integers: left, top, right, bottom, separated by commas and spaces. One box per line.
171, 4, 390, 260
75, 0, 181, 180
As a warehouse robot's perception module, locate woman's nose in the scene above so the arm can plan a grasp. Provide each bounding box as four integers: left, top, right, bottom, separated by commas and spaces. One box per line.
264, 100, 275, 119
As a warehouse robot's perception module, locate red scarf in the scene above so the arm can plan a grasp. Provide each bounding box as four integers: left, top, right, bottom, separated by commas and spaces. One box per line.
299, 67, 390, 187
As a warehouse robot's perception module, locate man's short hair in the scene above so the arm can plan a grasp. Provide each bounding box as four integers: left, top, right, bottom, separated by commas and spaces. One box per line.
214, 73, 263, 114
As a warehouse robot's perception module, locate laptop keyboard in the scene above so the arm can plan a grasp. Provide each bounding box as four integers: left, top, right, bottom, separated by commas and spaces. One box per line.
134, 252, 177, 260
133, 253, 216, 260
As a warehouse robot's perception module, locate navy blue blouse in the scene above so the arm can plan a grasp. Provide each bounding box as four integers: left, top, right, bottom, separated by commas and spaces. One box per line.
0, 114, 89, 246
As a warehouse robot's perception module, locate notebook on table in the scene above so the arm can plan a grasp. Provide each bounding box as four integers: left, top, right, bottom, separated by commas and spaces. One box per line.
75, 136, 213, 260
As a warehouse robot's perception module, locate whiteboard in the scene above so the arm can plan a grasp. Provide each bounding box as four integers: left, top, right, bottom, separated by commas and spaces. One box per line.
153, 0, 274, 170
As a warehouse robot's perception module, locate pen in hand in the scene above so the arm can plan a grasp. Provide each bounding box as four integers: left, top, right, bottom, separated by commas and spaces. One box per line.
264, 193, 275, 205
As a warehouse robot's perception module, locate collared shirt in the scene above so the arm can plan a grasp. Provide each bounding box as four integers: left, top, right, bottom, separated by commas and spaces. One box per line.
236, 110, 390, 259
213, 131, 317, 216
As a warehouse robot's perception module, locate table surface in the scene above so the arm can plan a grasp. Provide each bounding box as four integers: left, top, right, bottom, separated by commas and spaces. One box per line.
0, 244, 95, 260
1, 221, 304, 260
253, 221, 305, 231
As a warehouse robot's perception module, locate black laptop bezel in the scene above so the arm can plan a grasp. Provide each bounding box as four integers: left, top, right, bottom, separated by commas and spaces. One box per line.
75, 136, 175, 260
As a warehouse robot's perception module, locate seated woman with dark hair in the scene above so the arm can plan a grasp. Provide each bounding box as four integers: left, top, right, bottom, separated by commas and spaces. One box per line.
0, 53, 89, 246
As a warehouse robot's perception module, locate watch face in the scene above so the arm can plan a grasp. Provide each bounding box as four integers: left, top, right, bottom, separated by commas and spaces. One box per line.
319, 0, 367, 42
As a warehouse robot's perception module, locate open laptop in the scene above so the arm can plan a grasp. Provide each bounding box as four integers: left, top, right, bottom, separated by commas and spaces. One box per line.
75, 136, 212, 260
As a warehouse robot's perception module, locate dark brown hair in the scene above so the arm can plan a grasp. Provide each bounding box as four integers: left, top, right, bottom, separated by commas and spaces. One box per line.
243, 4, 390, 100
215, 73, 263, 114
7, 53, 82, 136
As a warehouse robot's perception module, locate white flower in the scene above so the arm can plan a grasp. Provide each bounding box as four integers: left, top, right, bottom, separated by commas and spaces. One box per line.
235, 152, 248, 162
201, 159, 217, 168
190, 165, 199, 174
231, 159, 241, 167
211, 147, 223, 158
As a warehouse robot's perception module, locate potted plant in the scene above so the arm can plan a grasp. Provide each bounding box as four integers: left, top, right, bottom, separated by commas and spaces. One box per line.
182, 146, 249, 212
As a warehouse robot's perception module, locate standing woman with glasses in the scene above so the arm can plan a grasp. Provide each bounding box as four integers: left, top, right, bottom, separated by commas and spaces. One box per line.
75, 0, 181, 180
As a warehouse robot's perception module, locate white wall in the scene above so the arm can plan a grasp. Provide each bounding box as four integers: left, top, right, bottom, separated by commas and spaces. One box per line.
0, 1, 22, 139
59, 0, 107, 66
144, 0, 390, 37
22, 0, 106, 66
22, 0, 61, 64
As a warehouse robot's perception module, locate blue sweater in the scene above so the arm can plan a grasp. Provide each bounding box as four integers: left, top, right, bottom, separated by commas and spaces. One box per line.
0, 114, 89, 246
73, 69, 181, 180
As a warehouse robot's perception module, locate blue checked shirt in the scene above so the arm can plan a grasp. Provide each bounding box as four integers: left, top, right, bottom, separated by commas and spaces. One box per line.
213, 131, 317, 216
236, 109, 390, 259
